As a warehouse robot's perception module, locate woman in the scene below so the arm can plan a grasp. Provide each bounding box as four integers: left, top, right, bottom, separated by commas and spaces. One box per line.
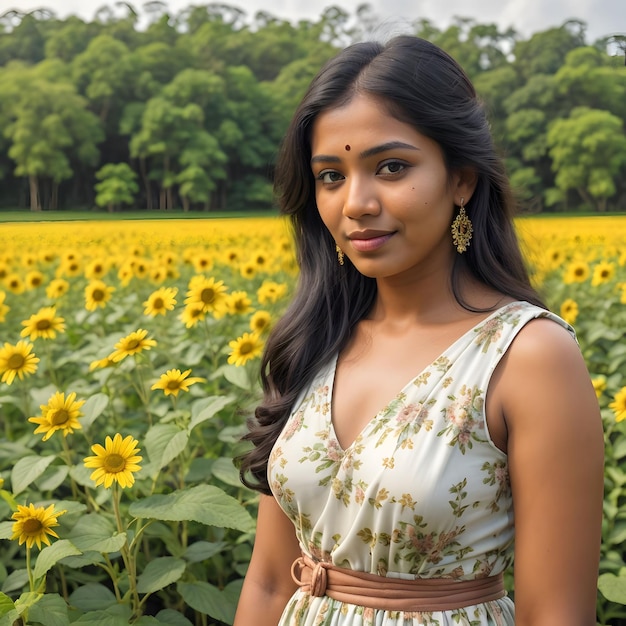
234, 36, 603, 626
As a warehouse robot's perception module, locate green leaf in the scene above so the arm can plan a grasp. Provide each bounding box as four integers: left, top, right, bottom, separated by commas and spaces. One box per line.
144, 424, 189, 472
1, 569, 28, 594
35, 466, 69, 492
189, 395, 234, 431
11, 455, 57, 495
69, 605, 132, 625
183, 541, 228, 563
66, 515, 127, 553
598, 572, 626, 604
129, 485, 254, 532
69, 583, 117, 612
81, 393, 109, 429
0, 490, 18, 511
0, 522, 13, 540
34, 540, 82, 580
136, 557, 186, 594
14, 591, 41, 614
0, 593, 15, 617
153, 609, 194, 626
27, 593, 70, 626
221, 365, 252, 390
177, 581, 236, 624
210, 457, 241, 487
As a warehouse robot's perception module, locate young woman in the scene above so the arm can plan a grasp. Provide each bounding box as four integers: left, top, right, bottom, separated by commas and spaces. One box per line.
234, 36, 603, 626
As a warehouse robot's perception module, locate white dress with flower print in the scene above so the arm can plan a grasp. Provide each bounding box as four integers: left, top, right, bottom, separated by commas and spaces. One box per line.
268, 301, 574, 626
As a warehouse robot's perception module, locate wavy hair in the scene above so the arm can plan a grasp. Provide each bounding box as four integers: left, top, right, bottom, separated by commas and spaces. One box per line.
238, 36, 544, 494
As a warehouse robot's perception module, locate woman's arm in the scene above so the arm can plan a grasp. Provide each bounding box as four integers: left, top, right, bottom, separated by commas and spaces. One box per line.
233, 494, 301, 626
495, 318, 604, 625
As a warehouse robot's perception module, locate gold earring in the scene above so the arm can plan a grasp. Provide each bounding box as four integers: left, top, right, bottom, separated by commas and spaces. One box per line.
451, 198, 473, 254
335, 244, 344, 265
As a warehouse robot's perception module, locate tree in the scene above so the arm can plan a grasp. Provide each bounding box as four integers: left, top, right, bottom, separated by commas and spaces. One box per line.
94, 162, 139, 211
547, 107, 626, 212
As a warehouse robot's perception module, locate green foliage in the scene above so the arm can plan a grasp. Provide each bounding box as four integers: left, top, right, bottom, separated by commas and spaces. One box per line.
95, 163, 139, 212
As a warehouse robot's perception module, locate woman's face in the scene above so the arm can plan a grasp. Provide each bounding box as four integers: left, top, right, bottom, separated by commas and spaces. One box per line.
310, 93, 473, 284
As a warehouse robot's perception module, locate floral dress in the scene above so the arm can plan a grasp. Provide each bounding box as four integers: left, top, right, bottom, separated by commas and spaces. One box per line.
268, 301, 573, 626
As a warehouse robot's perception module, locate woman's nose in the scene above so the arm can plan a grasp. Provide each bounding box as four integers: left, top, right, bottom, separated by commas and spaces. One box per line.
342, 177, 381, 219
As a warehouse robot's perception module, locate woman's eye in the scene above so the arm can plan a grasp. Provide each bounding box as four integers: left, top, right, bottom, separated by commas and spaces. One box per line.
317, 171, 344, 184
379, 161, 406, 175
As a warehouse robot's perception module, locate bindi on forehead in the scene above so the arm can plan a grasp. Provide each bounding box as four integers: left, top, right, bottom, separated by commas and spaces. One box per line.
345, 144, 351, 151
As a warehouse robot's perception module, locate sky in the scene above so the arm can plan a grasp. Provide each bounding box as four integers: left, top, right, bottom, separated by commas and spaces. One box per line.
3, 0, 623, 42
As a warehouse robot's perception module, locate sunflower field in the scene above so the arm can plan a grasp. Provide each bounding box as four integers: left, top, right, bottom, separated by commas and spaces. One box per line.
0, 215, 626, 625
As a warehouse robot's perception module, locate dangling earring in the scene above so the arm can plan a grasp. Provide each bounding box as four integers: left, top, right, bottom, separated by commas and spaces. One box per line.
335, 244, 345, 265
451, 198, 473, 254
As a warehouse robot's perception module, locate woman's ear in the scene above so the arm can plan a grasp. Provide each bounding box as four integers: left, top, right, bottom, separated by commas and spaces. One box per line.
454, 168, 478, 205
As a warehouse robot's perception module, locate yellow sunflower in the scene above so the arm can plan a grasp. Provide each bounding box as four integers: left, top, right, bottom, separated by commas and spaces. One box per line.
563, 260, 590, 284
239, 262, 256, 279
0, 340, 39, 385
591, 261, 615, 287
45, 278, 70, 299
257, 280, 287, 304
85, 258, 109, 280
179, 303, 206, 328
191, 251, 213, 273
117, 263, 134, 287
591, 376, 606, 399
143, 287, 178, 317
29, 391, 85, 440
89, 355, 115, 371
559, 299, 579, 326
151, 368, 205, 397
226, 291, 253, 316
0, 291, 9, 322
56, 259, 82, 278
84, 433, 142, 489
227, 332, 264, 367
85, 280, 115, 311
109, 329, 157, 362
25, 270, 45, 290
184, 276, 228, 315
20, 306, 66, 341
11, 503, 65, 549
249, 310, 272, 334
609, 387, 626, 422
4, 273, 25, 294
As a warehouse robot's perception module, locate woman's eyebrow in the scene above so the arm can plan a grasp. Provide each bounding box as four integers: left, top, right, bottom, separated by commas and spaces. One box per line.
311, 141, 420, 165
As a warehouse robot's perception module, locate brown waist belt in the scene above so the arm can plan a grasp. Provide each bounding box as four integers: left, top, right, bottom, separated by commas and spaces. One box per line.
291, 553, 506, 612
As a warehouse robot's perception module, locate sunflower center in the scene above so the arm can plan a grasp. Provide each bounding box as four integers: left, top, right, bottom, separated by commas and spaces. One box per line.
8, 354, 25, 369
166, 380, 181, 390
92, 289, 105, 301
153, 298, 164, 309
23, 518, 43, 534
200, 288, 216, 304
126, 339, 140, 349
574, 268, 584, 276
30, 277, 42, 286
103, 454, 126, 473
49, 408, 70, 425
239, 341, 254, 355
36, 319, 52, 330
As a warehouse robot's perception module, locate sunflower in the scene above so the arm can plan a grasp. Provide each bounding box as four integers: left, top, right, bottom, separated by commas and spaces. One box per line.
191, 251, 213, 273
20, 306, 66, 341
85, 258, 109, 280
609, 387, 626, 422
249, 310, 272, 334
0, 291, 9, 322
11, 503, 65, 549
563, 261, 590, 284
257, 280, 287, 304
591, 376, 606, 399
117, 263, 134, 287
591, 261, 615, 287
149, 265, 168, 285
85, 280, 115, 311
25, 270, 45, 290
559, 299, 579, 326
84, 433, 142, 488
0, 340, 39, 385
46, 278, 70, 299
227, 332, 264, 367
29, 391, 85, 440
143, 287, 178, 317
240, 262, 256, 279
4, 273, 25, 294
151, 368, 205, 397
56, 259, 82, 278
184, 276, 227, 315
179, 303, 206, 328
226, 291, 253, 316
109, 329, 157, 362
89, 355, 115, 371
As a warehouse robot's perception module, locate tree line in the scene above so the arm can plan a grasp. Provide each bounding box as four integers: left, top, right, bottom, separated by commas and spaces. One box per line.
0, 2, 624, 213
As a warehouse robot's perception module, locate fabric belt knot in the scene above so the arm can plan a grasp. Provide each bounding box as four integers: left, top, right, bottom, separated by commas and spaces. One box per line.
290, 552, 506, 612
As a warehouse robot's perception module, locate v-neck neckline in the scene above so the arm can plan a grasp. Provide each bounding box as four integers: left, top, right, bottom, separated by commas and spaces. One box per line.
326, 301, 524, 452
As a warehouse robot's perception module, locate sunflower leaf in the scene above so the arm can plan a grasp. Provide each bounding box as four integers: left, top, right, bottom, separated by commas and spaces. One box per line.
11, 455, 56, 496
80, 393, 109, 430
26, 592, 70, 626
189, 395, 234, 431
144, 424, 189, 472
129, 485, 254, 532
34, 540, 82, 580
136, 557, 186, 594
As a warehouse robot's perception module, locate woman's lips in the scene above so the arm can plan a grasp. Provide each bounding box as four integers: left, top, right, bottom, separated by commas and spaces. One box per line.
349, 233, 395, 252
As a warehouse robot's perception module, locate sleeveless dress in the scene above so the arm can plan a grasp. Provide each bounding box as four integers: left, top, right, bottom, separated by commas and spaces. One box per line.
267, 301, 573, 626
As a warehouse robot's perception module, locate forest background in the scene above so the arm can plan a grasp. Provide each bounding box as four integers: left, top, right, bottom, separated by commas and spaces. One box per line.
0, 2, 625, 215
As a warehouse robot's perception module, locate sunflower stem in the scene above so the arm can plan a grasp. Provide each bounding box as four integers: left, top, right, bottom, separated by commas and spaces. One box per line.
26, 545, 34, 592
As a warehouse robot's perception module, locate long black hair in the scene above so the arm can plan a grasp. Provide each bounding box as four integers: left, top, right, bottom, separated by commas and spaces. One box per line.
238, 35, 544, 494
